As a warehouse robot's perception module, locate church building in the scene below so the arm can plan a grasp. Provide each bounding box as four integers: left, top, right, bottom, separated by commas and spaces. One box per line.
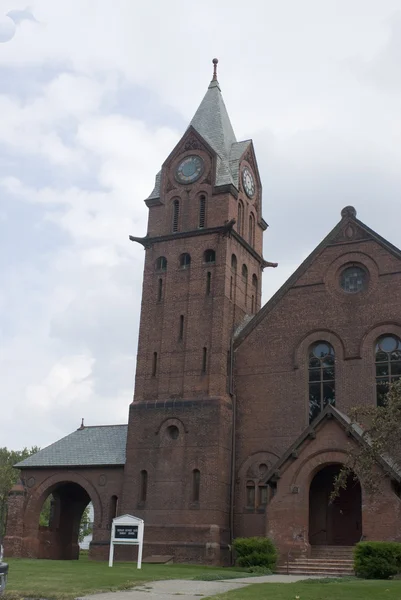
5, 60, 401, 566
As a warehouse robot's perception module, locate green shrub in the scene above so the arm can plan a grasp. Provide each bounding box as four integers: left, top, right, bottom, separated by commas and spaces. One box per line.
246, 565, 273, 574
354, 541, 401, 579
232, 537, 277, 570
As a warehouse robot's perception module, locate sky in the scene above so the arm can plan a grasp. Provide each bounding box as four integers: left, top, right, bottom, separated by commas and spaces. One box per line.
1, 1, 401, 450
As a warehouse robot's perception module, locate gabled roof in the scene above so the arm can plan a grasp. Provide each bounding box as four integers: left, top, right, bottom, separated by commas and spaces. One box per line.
234, 206, 401, 348
16, 424, 128, 469
146, 66, 253, 200
264, 404, 401, 484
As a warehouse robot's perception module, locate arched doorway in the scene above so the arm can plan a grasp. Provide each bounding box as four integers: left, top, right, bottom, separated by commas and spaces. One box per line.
309, 464, 362, 546
38, 482, 92, 559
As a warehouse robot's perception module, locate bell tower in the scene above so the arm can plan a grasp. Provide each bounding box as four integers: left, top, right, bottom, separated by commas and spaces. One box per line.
120, 60, 275, 564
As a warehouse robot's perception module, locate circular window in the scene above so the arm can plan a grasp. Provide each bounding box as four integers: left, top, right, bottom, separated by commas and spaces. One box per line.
167, 425, 179, 440
312, 342, 332, 359
377, 335, 399, 353
340, 265, 368, 294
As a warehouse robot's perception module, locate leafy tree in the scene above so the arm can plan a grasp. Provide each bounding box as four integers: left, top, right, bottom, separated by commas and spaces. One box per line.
333, 380, 401, 497
79, 504, 93, 543
0, 446, 39, 536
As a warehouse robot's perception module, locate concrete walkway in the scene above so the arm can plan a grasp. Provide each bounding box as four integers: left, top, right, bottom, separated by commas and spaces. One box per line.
79, 574, 318, 600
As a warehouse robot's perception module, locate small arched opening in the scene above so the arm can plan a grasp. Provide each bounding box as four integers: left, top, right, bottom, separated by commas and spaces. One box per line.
309, 464, 362, 546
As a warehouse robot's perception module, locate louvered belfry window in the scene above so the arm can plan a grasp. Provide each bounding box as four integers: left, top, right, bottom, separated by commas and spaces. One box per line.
199, 195, 206, 228
172, 199, 180, 232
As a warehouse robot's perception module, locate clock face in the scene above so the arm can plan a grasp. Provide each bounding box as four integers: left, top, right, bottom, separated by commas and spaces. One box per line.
242, 167, 255, 198
175, 155, 204, 184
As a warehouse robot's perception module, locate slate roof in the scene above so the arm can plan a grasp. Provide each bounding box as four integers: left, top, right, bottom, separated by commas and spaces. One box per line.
146, 76, 251, 200
15, 424, 128, 469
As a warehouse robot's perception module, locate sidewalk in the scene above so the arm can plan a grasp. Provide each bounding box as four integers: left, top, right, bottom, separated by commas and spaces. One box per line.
79, 574, 318, 600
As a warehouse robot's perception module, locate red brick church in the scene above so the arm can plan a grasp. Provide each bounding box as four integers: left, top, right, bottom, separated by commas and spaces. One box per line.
5, 61, 401, 565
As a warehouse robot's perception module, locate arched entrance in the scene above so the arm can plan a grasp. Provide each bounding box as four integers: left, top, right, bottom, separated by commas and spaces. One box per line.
38, 482, 92, 559
309, 464, 362, 546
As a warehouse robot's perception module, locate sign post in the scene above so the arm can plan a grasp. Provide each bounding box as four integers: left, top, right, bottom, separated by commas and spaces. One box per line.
109, 514, 144, 568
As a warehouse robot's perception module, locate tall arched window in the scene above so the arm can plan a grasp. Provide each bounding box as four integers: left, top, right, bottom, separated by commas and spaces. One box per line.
179, 315, 184, 340
206, 271, 211, 295
249, 212, 255, 247
140, 470, 148, 503
204, 249, 216, 264
152, 352, 158, 377
157, 278, 163, 302
192, 469, 200, 502
242, 264, 248, 307
375, 335, 401, 406
172, 199, 180, 232
246, 481, 255, 508
180, 253, 191, 269
155, 256, 167, 271
231, 254, 237, 301
202, 347, 207, 373
251, 274, 258, 313
309, 342, 335, 423
237, 200, 244, 235
199, 195, 206, 228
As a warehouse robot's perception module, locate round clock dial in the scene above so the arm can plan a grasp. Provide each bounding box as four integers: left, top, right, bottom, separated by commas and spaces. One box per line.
242, 167, 255, 198
175, 155, 204, 184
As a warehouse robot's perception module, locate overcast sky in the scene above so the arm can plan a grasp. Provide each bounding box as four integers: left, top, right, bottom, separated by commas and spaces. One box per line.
1, 1, 401, 450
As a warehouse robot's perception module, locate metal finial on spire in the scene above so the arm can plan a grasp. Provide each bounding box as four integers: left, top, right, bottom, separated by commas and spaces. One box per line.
212, 58, 218, 81
78, 418, 85, 430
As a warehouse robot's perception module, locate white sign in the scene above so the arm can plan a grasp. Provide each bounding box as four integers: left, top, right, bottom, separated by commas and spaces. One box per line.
109, 514, 144, 568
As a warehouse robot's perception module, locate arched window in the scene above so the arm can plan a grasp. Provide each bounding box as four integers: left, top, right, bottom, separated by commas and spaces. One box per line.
155, 256, 167, 271
180, 253, 191, 269
249, 212, 255, 247
242, 264, 248, 307
258, 484, 268, 507
230, 254, 237, 301
251, 274, 258, 313
204, 249, 216, 264
237, 200, 244, 235
202, 347, 207, 373
152, 352, 158, 377
206, 271, 211, 295
172, 199, 180, 232
199, 195, 206, 228
157, 278, 163, 302
192, 469, 200, 502
375, 335, 401, 406
309, 342, 335, 423
246, 481, 255, 508
140, 470, 148, 503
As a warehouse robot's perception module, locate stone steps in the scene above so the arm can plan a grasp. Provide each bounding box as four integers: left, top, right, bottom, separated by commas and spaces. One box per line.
277, 546, 355, 576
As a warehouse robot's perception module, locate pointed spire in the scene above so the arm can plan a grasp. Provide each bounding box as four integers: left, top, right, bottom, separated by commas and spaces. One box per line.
189, 58, 236, 162
212, 58, 218, 81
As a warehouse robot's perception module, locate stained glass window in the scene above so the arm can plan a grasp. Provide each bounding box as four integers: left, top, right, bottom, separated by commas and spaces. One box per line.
309, 342, 335, 423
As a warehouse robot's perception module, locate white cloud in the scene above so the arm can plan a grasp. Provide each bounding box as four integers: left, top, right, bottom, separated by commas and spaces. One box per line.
1, 0, 401, 451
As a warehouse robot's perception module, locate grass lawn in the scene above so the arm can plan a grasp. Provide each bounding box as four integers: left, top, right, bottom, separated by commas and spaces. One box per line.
205, 578, 401, 600
5, 555, 247, 599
